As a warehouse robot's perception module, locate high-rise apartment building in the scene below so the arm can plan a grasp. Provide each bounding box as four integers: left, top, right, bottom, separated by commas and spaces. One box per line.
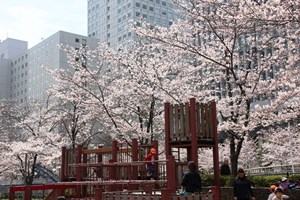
88, 0, 179, 48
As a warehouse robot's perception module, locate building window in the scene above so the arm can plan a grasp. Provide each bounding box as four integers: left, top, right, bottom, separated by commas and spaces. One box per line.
128, 12, 131, 18
143, 14, 147, 19
162, 10, 166, 15
155, 8, 160, 14
162, 1, 166, 6
149, 6, 154, 11
118, 37, 122, 41
142, 4, 147, 9
75, 38, 80, 42
128, 32, 132, 37
107, 6, 110, 11
82, 39, 87, 45
107, 33, 110, 38
136, 12, 141, 17
107, 15, 110, 20
107, 24, 111, 29
118, 18, 122, 23
118, 8, 122, 13
156, 0, 160, 4
136, 2, 140, 7
127, 3, 131, 8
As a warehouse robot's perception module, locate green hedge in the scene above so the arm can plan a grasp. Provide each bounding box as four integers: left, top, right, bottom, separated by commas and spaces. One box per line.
201, 174, 300, 187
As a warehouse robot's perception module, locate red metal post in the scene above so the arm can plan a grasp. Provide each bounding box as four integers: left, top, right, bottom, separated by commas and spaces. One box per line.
97, 146, 103, 179
164, 102, 171, 156
61, 146, 66, 182
132, 138, 138, 161
95, 187, 103, 200
211, 101, 221, 200
153, 139, 159, 179
82, 147, 88, 197
9, 186, 15, 200
24, 185, 31, 200
166, 155, 176, 192
111, 140, 118, 189
129, 138, 139, 190
161, 189, 172, 200
76, 144, 82, 198
189, 98, 198, 165
112, 140, 118, 162
108, 159, 116, 191
76, 144, 82, 181
144, 185, 153, 194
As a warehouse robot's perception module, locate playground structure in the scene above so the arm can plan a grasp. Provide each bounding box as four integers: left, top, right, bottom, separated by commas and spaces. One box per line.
9, 98, 220, 200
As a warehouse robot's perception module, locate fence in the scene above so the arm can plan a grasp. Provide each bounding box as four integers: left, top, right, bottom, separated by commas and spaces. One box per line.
245, 163, 300, 176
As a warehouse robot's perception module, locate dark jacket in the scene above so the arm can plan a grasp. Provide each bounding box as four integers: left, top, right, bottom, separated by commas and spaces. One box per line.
220, 164, 231, 175
233, 176, 254, 200
181, 171, 202, 193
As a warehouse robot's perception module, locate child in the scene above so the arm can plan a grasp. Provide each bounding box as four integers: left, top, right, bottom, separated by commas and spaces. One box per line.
267, 186, 289, 200
145, 148, 157, 179
272, 187, 287, 200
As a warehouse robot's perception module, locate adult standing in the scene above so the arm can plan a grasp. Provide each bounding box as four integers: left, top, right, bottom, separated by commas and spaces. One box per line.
220, 158, 231, 176
181, 161, 202, 194
233, 168, 255, 200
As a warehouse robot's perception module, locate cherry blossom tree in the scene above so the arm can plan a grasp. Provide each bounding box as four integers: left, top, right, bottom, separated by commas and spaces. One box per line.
0, 99, 64, 185
132, 0, 300, 175
261, 122, 300, 167
51, 44, 175, 145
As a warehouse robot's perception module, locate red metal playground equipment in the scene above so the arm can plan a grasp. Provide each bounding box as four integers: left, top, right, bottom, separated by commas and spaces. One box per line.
9, 98, 220, 200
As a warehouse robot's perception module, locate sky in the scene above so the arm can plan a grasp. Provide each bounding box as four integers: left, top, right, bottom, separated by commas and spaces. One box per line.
0, 0, 87, 48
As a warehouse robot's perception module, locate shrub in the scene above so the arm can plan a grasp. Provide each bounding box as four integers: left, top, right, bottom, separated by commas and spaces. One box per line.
201, 174, 300, 187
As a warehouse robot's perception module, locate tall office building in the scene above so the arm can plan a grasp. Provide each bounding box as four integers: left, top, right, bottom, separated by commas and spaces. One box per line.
0, 38, 28, 100
1, 31, 99, 103
27, 31, 99, 101
88, 0, 179, 48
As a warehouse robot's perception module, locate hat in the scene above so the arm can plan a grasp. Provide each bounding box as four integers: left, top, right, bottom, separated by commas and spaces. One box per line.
281, 177, 287, 182
270, 185, 276, 192
274, 187, 284, 194
150, 148, 157, 154
238, 168, 245, 174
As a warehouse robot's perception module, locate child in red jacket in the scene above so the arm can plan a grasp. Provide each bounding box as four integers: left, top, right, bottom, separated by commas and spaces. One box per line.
145, 148, 158, 179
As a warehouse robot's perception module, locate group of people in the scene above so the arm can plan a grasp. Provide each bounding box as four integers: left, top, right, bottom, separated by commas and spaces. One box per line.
145, 150, 289, 200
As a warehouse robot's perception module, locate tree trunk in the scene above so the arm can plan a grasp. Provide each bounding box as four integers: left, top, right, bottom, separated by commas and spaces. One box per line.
230, 135, 244, 176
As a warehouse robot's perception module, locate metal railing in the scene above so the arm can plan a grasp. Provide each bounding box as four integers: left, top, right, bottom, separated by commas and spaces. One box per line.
245, 163, 300, 176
